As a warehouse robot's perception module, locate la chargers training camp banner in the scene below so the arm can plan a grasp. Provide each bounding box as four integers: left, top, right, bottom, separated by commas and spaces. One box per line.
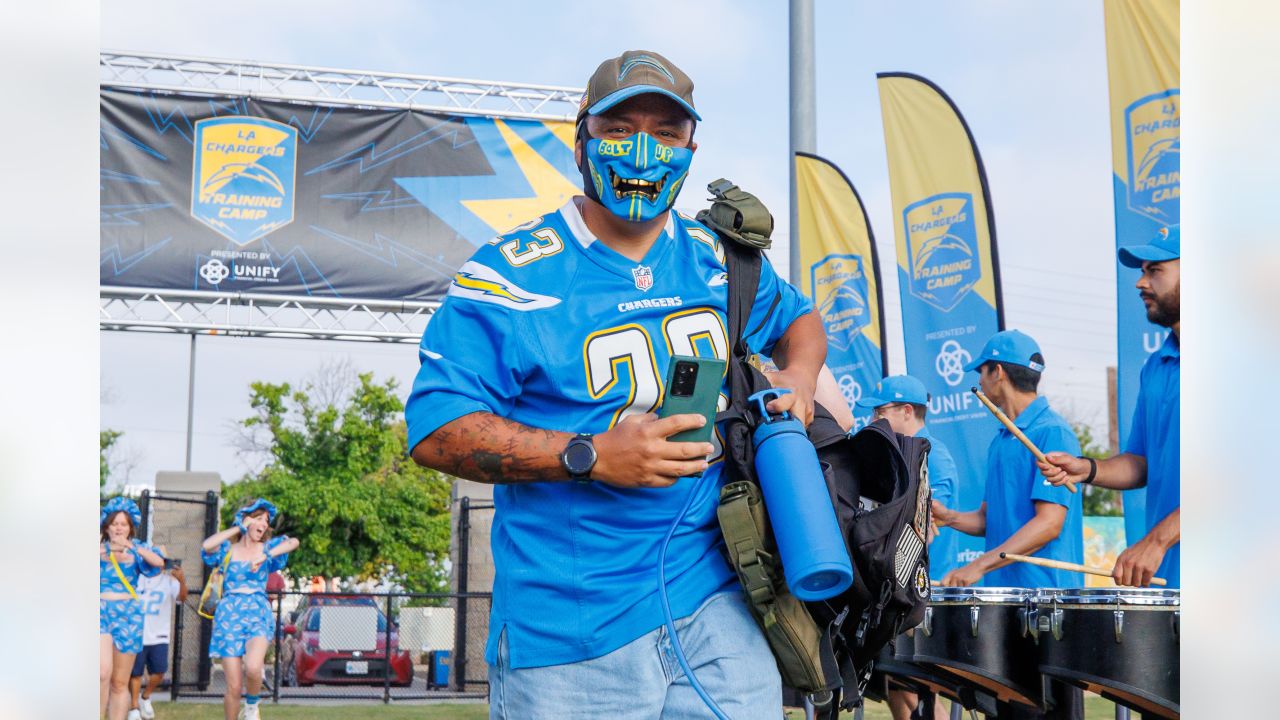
1104, 0, 1179, 543
795, 152, 887, 432
101, 88, 580, 301
877, 73, 1005, 571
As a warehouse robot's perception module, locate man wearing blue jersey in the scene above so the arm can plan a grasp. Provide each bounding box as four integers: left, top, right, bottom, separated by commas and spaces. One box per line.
1040, 227, 1180, 588
406, 50, 825, 718
931, 330, 1085, 589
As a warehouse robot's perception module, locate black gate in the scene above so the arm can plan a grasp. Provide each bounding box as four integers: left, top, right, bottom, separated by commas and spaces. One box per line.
168, 590, 489, 703
137, 489, 220, 693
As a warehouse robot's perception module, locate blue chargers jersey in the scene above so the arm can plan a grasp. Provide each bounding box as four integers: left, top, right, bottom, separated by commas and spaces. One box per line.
406, 199, 812, 669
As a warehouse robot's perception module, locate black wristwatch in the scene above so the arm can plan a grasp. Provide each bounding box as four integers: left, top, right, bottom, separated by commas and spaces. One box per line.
560, 433, 597, 483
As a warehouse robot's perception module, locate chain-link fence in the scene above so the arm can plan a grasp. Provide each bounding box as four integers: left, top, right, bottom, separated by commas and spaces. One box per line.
169, 590, 490, 702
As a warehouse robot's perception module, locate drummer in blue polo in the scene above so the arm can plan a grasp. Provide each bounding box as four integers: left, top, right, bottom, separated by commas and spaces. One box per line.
931, 329, 1085, 589
856, 374, 960, 581
1039, 226, 1180, 588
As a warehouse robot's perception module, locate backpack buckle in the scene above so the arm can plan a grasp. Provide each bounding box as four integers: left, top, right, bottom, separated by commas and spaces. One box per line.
854, 610, 870, 646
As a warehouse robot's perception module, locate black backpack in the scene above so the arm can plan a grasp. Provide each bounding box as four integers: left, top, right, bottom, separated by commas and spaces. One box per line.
706, 187, 933, 716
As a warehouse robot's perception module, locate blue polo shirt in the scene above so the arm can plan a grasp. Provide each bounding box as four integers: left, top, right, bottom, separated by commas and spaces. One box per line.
1125, 333, 1180, 587
982, 396, 1084, 588
918, 425, 960, 580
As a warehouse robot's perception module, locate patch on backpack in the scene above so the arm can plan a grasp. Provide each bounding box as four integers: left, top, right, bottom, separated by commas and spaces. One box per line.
913, 456, 930, 540
895, 524, 924, 589
915, 564, 931, 598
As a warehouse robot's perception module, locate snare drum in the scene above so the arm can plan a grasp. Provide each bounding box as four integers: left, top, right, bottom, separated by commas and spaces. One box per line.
912, 587, 1042, 708
1032, 588, 1180, 719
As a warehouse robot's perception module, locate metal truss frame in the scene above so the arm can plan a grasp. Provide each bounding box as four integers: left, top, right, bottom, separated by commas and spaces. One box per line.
101, 50, 584, 121
100, 287, 438, 343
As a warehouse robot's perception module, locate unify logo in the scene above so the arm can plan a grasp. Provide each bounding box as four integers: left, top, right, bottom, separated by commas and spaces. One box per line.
838, 374, 863, 408
934, 340, 972, 387
200, 259, 230, 285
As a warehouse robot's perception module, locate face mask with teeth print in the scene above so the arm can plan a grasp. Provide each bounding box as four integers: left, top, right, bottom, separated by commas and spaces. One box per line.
584, 132, 693, 223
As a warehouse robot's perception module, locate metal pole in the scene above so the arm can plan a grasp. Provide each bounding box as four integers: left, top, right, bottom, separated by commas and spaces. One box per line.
139, 488, 151, 541
272, 591, 283, 704
197, 490, 218, 690
171, 599, 183, 701
184, 333, 197, 471
788, 0, 816, 285
1115, 705, 1131, 719
455, 497, 471, 691
383, 593, 393, 703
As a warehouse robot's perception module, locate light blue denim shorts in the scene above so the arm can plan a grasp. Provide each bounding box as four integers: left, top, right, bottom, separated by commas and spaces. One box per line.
488, 590, 783, 719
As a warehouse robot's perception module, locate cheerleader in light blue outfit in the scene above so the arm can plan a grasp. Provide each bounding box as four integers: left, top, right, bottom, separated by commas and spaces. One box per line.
201, 498, 299, 720
100, 496, 166, 720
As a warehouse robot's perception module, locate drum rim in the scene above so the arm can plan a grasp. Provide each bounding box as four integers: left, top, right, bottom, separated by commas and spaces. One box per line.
931, 586, 1035, 603
1037, 587, 1181, 605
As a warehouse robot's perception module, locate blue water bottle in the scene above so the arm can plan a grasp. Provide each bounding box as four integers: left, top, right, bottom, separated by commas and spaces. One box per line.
749, 388, 854, 601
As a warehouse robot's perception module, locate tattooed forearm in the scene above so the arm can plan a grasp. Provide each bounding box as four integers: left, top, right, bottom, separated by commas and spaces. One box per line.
410, 411, 573, 484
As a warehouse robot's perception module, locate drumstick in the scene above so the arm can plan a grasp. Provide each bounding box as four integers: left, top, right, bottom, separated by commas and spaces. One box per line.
971, 387, 1077, 494
1000, 552, 1167, 587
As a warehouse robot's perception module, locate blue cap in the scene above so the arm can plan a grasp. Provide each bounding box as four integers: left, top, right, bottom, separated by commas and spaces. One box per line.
855, 374, 929, 409
1118, 226, 1180, 268
101, 496, 142, 528
235, 498, 278, 525
963, 329, 1044, 373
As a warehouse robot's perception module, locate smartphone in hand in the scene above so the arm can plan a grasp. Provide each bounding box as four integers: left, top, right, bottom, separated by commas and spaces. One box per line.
658, 355, 726, 444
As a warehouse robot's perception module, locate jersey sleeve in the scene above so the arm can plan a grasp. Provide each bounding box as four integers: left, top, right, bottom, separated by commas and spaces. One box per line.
135, 541, 163, 578
742, 254, 814, 357
265, 536, 292, 573
405, 281, 535, 453
1030, 423, 1083, 507
202, 540, 229, 568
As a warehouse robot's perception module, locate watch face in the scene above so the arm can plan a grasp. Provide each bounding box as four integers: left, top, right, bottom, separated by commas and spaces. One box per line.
564, 441, 595, 475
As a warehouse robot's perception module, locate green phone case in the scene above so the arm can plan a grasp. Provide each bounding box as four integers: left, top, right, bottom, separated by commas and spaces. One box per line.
659, 355, 727, 444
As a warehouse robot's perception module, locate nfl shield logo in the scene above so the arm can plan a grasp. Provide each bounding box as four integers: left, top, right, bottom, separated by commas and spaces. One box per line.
632, 265, 654, 292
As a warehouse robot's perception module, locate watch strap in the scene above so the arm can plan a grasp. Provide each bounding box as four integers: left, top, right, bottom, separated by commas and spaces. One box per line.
1080, 456, 1097, 485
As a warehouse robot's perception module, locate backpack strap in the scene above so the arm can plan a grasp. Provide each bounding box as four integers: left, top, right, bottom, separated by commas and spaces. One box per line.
721, 239, 764, 413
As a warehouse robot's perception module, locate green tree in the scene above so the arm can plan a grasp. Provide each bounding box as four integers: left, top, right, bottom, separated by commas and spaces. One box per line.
100, 429, 123, 489
224, 371, 453, 593
1073, 423, 1122, 517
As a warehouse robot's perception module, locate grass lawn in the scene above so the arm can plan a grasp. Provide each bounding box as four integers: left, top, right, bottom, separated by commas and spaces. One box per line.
154, 693, 1120, 718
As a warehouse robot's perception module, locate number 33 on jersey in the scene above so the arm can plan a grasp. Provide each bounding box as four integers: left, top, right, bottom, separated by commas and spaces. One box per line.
405, 199, 812, 464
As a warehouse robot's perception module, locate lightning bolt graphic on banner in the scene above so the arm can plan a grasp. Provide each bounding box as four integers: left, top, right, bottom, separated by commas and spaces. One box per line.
100, 238, 172, 276
322, 190, 422, 213
394, 118, 579, 246
101, 203, 172, 226
100, 121, 168, 160
306, 120, 474, 176
309, 226, 456, 280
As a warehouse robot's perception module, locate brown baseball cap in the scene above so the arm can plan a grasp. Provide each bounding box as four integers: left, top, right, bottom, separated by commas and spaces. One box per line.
577, 50, 700, 123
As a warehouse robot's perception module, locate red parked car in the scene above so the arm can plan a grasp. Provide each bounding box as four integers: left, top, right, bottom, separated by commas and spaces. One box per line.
280, 595, 414, 687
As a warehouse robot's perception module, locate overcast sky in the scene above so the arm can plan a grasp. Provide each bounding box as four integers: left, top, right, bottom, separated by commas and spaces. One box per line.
100, 0, 1121, 490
